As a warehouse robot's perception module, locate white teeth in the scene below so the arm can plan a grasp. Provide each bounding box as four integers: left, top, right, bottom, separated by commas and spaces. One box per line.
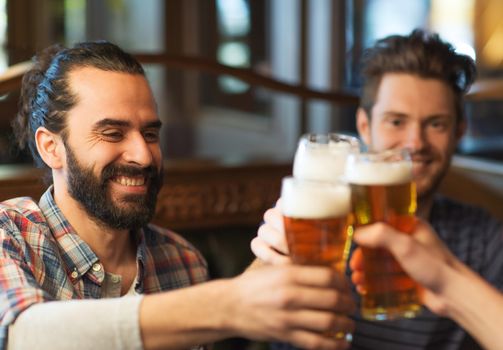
114, 176, 145, 186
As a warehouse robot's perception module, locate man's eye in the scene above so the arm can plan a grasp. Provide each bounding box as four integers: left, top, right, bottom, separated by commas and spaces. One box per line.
430, 120, 448, 131
388, 118, 403, 127
102, 131, 123, 141
143, 130, 160, 142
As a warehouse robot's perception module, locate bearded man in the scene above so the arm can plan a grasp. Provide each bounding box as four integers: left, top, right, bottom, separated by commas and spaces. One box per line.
0, 42, 355, 350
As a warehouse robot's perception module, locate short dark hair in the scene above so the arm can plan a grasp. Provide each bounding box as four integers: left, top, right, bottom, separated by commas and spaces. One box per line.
12, 41, 146, 169
359, 29, 476, 122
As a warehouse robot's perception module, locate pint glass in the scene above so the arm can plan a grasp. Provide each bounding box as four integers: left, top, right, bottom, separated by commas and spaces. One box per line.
293, 133, 360, 182
281, 177, 353, 272
345, 149, 421, 320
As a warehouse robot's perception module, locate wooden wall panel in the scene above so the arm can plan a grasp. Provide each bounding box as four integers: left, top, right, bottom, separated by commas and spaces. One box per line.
0, 162, 291, 231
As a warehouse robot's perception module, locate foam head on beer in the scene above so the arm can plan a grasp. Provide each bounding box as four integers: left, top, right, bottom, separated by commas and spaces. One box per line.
281, 177, 352, 268
281, 177, 351, 219
344, 149, 416, 226
293, 133, 360, 182
344, 156, 413, 185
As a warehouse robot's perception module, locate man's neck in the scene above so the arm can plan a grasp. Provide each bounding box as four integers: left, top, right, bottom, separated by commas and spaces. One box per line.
53, 184, 136, 273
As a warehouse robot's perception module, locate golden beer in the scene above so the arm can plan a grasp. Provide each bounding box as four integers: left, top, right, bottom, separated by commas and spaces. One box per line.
346, 150, 421, 320
284, 215, 352, 271
281, 177, 352, 272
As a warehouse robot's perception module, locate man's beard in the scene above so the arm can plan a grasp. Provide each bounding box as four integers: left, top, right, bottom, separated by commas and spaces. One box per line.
65, 146, 163, 230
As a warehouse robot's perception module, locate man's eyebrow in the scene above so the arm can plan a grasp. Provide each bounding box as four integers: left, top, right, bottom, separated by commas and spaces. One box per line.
382, 111, 409, 118
382, 110, 452, 118
92, 118, 163, 130
426, 113, 453, 119
92, 118, 131, 130
144, 120, 163, 129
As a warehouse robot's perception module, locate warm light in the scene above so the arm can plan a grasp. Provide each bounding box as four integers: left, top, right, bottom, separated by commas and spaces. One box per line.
478, 1, 503, 67
430, 0, 475, 61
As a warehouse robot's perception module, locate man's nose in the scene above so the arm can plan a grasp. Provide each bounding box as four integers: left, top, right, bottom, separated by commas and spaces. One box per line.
122, 133, 154, 167
404, 124, 427, 152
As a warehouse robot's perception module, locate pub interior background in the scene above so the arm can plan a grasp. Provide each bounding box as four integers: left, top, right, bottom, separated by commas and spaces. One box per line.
1, 1, 503, 349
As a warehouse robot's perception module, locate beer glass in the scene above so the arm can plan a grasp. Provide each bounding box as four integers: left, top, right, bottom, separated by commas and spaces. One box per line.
281, 177, 353, 340
293, 133, 360, 182
345, 149, 421, 320
281, 176, 353, 273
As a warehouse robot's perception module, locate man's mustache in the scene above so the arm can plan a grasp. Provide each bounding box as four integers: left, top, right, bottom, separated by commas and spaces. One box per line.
101, 164, 160, 182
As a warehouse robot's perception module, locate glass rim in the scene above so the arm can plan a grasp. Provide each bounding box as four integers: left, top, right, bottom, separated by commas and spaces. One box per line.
298, 133, 360, 148
346, 148, 412, 162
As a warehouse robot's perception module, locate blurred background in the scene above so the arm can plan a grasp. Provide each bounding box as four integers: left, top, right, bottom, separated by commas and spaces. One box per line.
2, 0, 503, 164
1, 1, 503, 349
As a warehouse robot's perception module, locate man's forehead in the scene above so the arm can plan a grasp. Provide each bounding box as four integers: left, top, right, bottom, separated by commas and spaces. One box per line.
65, 67, 159, 128
376, 73, 454, 95
66, 66, 154, 101
372, 73, 457, 115
67, 66, 148, 90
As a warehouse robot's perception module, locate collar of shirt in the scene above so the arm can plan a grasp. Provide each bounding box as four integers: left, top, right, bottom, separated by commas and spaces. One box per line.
39, 186, 146, 292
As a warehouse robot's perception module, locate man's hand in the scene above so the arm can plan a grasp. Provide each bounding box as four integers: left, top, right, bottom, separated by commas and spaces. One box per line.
349, 219, 459, 316
251, 199, 292, 265
228, 264, 355, 349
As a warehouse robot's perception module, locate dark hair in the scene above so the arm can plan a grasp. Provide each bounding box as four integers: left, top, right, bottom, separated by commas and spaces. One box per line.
360, 29, 476, 122
12, 41, 145, 169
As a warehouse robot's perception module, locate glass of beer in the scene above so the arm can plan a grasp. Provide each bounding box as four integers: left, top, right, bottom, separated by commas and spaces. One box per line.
281, 176, 353, 273
345, 149, 421, 320
293, 133, 360, 182
281, 176, 353, 340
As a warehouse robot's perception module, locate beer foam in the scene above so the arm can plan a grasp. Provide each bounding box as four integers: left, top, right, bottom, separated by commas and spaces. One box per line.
344, 160, 412, 185
281, 178, 351, 219
293, 145, 352, 182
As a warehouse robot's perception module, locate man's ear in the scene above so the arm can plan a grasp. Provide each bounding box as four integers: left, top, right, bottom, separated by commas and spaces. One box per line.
356, 107, 371, 146
35, 127, 65, 169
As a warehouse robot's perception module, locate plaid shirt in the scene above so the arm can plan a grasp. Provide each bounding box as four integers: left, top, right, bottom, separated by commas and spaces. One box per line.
0, 187, 209, 347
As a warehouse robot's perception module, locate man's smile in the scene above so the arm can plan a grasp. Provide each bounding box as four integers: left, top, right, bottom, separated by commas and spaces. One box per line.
111, 175, 146, 187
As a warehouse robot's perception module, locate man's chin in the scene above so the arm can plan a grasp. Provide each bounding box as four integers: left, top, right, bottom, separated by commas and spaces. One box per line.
412, 162, 430, 177
97, 203, 155, 230
415, 176, 442, 202
108, 186, 156, 204
113, 198, 154, 214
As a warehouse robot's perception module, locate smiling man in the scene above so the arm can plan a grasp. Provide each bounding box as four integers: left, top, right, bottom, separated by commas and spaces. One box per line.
61, 68, 164, 231
252, 30, 503, 350
0, 42, 356, 350
355, 33, 470, 217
